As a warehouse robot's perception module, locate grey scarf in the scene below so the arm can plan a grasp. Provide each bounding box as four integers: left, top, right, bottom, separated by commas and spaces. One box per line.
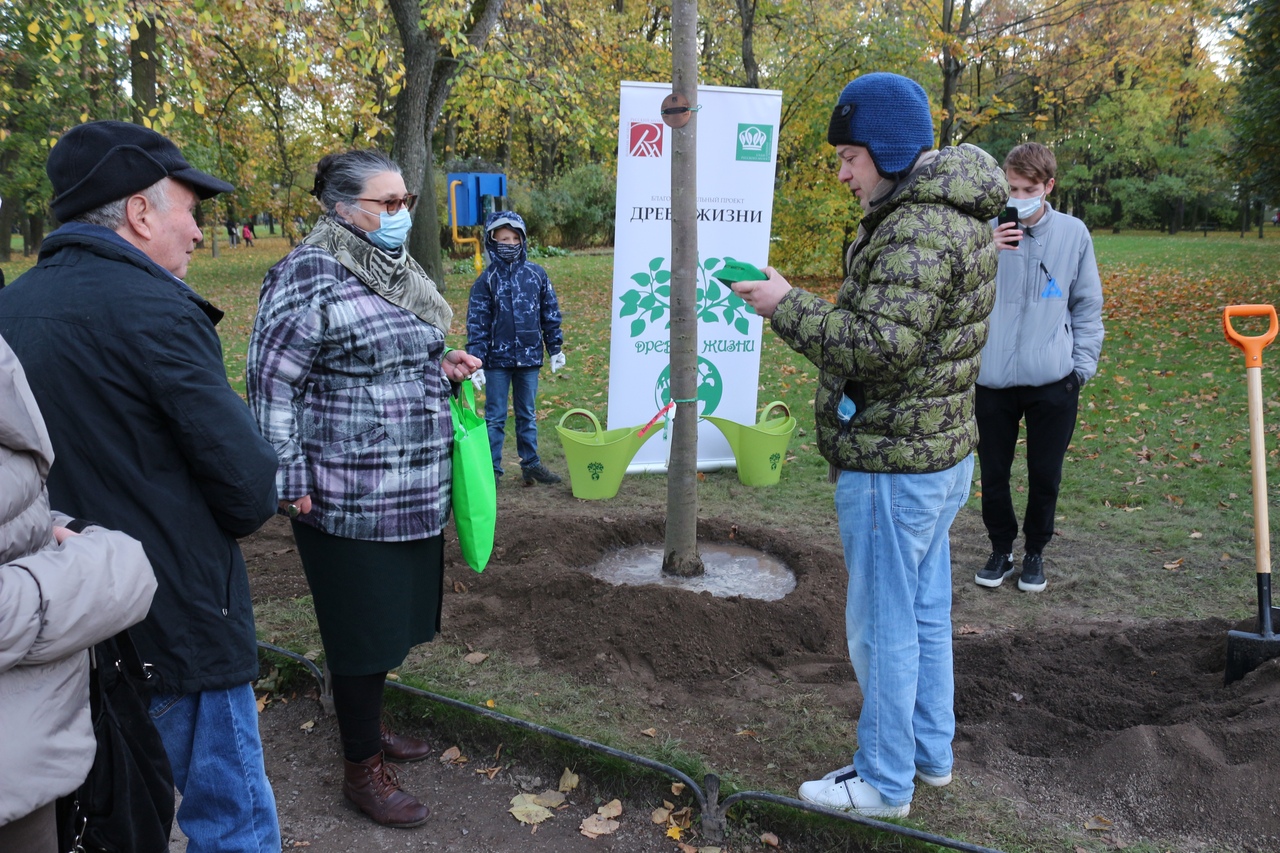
304, 215, 453, 333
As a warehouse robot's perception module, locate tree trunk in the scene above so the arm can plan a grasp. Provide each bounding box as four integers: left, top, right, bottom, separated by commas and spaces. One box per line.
26, 212, 43, 256
0, 150, 17, 262
130, 16, 158, 125
662, 0, 704, 579
413, 134, 447, 285
937, 0, 971, 147
390, 0, 504, 289
735, 0, 759, 89
389, 0, 437, 278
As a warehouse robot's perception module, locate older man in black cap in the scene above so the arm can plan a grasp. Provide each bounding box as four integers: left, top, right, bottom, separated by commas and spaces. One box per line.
0, 121, 281, 852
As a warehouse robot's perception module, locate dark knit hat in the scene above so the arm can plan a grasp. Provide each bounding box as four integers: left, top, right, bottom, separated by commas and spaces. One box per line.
48, 120, 234, 221
827, 73, 934, 179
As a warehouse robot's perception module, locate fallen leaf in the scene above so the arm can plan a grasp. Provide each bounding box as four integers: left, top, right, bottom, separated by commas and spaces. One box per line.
256, 694, 269, 713
439, 746, 464, 764
670, 782, 685, 796
670, 806, 693, 828
1011, 692, 1023, 702
580, 814, 619, 838
303, 649, 320, 661
1189, 531, 1203, 539
509, 793, 553, 825
1163, 558, 1184, 570
558, 768, 579, 792
641, 727, 658, 738
452, 580, 468, 593
663, 800, 674, 809
386, 672, 400, 681
678, 844, 698, 853
651, 807, 671, 824
734, 729, 758, 737
698, 848, 723, 853
597, 799, 623, 818
533, 790, 566, 808
476, 766, 501, 780
761, 831, 781, 847
1085, 815, 1114, 831
486, 699, 496, 708
290, 842, 311, 848
666, 825, 684, 840
464, 651, 489, 665
299, 720, 314, 732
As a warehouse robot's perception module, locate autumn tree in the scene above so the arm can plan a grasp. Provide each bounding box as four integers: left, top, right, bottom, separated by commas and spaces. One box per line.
1232, 0, 1280, 203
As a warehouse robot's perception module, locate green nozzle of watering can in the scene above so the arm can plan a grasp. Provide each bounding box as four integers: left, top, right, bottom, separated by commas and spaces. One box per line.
712, 258, 768, 285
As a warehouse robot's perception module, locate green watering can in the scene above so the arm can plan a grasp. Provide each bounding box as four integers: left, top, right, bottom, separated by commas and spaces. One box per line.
555, 404, 672, 500
703, 401, 797, 486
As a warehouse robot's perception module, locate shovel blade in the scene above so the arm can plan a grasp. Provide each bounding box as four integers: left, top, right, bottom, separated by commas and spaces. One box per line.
1224, 628, 1280, 685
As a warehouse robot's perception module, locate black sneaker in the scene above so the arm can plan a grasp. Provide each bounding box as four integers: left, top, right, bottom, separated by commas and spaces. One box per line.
521, 464, 562, 485
974, 552, 1015, 588
494, 468, 503, 481
1018, 553, 1047, 592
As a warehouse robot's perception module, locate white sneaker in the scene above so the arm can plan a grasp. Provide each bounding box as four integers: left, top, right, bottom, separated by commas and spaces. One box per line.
915, 768, 952, 787
822, 762, 951, 788
798, 770, 909, 818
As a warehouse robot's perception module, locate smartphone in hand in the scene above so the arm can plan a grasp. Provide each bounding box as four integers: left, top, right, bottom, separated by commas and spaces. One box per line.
997, 206, 1020, 248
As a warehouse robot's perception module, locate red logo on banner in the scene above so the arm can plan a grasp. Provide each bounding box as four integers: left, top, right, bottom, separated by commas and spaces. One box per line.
629, 122, 663, 157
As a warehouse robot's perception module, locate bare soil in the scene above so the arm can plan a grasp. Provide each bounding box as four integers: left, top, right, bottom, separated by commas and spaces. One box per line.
242, 480, 1280, 853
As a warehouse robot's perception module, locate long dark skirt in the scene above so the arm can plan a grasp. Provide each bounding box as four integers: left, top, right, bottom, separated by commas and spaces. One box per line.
290, 521, 444, 676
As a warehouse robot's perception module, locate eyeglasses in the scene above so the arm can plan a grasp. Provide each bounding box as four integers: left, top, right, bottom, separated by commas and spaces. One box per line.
355, 194, 418, 213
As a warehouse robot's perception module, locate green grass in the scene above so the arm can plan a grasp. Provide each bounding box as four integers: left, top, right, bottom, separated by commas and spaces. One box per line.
10, 226, 1280, 852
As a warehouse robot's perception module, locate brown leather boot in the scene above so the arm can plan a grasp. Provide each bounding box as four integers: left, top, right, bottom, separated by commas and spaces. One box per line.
342, 752, 430, 828
381, 723, 432, 762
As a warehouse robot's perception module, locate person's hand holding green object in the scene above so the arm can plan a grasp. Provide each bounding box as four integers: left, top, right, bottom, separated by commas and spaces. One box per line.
724, 260, 793, 320
712, 258, 769, 285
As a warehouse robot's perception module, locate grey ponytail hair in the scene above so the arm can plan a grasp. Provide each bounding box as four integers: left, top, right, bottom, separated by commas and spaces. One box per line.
310, 149, 401, 214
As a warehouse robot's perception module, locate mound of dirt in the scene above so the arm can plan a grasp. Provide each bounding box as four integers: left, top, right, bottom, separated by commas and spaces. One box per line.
246, 495, 1280, 851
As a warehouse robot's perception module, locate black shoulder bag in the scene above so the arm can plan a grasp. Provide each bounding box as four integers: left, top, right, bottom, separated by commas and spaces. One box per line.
57, 630, 175, 853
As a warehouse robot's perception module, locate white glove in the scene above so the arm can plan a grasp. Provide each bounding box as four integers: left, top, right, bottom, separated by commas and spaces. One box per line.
550, 352, 566, 372
471, 368, 486, 390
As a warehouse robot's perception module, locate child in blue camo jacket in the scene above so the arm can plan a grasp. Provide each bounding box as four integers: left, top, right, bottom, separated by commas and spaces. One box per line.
465, 211, 565, 485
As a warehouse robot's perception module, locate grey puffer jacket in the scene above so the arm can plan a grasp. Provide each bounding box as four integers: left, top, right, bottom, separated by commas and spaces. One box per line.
0, 335, 156, 825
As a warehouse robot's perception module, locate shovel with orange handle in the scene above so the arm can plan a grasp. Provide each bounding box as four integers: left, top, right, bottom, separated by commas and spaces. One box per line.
1223, 304, 1280, 684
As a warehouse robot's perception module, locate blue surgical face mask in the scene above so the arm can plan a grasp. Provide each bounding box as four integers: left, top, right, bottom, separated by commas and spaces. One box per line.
1009, 194, 1043, 221
356, 206, 412, 250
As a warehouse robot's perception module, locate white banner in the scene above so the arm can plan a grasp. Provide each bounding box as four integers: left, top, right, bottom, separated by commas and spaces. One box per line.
608, 81, 783, 471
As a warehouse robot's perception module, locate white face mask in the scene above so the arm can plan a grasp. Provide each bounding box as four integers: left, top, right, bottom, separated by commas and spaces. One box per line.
1009, 194, 1043, 220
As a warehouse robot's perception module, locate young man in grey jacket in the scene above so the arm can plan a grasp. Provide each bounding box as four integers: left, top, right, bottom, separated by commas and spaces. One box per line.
974, 142, 1104, 592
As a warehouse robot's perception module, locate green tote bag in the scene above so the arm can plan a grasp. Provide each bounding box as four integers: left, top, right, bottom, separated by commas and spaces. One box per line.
449, 378, 497, 572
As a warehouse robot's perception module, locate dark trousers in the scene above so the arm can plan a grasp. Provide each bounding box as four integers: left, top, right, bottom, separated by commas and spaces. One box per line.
975, 374, 1080, 555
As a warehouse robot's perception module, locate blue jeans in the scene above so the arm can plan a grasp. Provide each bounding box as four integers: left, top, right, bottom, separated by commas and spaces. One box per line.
834, 455, 973, 806
485, 366, 541, 474
149, 684, 281, 853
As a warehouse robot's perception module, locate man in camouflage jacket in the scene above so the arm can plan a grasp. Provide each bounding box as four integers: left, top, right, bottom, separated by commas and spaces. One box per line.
734, 72, 1008, 819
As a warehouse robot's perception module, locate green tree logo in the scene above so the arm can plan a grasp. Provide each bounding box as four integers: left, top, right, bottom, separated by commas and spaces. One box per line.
587, 461, 604, 481
653, 357, 724, 417
618, 256, 756, 338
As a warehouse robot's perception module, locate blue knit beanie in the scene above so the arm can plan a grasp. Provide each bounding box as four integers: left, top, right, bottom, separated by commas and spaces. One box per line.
827, 73, 934, 179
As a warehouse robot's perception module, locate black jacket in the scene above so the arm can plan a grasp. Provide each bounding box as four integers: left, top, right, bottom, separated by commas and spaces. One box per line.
0, 225, 278, 693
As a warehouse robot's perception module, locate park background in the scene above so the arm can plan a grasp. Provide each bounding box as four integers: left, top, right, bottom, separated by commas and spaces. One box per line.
5, 2, 1280, 852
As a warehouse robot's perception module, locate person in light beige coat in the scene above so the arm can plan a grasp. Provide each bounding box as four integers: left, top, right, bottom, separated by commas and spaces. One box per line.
0, 334, 156, 853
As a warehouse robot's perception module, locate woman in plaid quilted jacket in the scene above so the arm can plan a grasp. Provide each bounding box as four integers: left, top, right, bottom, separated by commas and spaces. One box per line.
247, 150, 480, 830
